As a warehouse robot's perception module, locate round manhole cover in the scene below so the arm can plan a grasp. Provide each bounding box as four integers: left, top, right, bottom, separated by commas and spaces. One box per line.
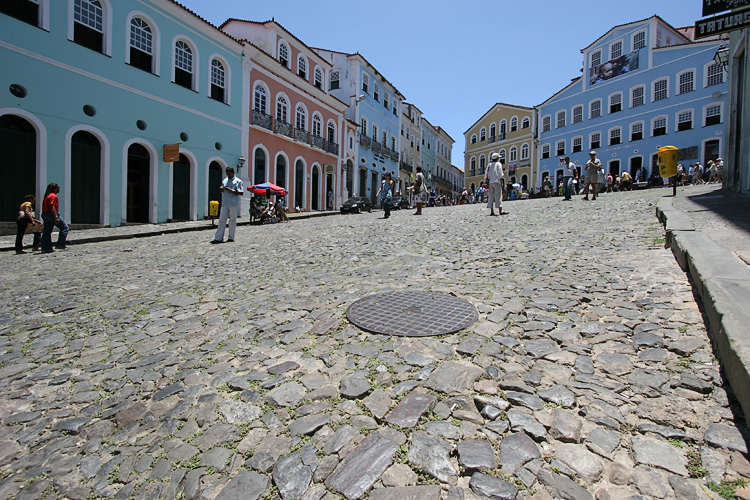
346, 291, 478, 337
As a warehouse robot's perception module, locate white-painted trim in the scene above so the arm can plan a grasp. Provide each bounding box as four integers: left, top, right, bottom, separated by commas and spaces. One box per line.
171, 34, 200, 92
208, 53, 231, 105
0, 108, 48, 202
121, 138, 158, 224
124, 11, 161, 76
64, 124, 110, 224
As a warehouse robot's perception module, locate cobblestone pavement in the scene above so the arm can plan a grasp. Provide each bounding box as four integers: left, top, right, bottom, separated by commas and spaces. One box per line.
1, 188, 748, 500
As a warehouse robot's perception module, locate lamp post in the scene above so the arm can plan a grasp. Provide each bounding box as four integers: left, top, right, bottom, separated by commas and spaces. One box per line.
714, 44, 730, 72
237, 155, 246, 178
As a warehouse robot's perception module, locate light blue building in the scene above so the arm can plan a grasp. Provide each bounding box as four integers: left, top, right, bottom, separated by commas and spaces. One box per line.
313, 49, 403, 205
536, 16, 728, 190
1, 0, 246, 226
421, 118, 438, 193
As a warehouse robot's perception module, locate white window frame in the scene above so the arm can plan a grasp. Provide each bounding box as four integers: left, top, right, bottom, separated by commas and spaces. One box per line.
630, 121, 644, 141
314, 66, 323, 89
572, 136, 583, 153
510, 116, 518, 132
208, 55, 230, 104
653, 77, 669, 101
541, 143, 550, 159
677, 69, 695, 95
480, 127, 487, 141
522, 117, 530, 129
470, 134, 477, 144
276, 94, 289, 124
630, 85, 645, 107
610, 39, 623, 60
70, 0, 112, 55
589, 99, 602, 119
572, 105, 583, 124
652, 115, 667, 136
590, 131, 601, 150
173, 37, 198, 91
704, 61, 725, 87
312, 113, 323, 137
541, 115, 551, 132
253, 82, 269, 115
556, 110, 566, 128
297, 54, 308, 80
509, 146, 518, 162
703, 102, 723, 126
278, 40, 290, 68
127, 14, 159, 74
609, 126, 622, 145
521, 143, 529, 160
591, 50, 602, 69
609, 92, 623, 113
555, 140, 565, 156
675, 109, 693, 132
633, 30, 646, 51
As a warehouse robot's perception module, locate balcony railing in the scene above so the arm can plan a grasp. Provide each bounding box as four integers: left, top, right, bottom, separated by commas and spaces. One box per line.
326, 141, 339, 155
312, 135, 326, 150
390, 150, 399, 162
276, 120, 293, 138
252, 111, 273, 131
372, 141, 382, 154
295, 128, 310, 143
360, 134, 371, 149
498, 132, 506, 141
400, 161, 413, 173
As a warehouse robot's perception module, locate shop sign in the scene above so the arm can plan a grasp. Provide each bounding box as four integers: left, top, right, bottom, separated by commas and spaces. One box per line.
695, 6, 750, 39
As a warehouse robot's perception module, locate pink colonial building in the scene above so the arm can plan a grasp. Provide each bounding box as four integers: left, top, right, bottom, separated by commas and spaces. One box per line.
221, 20, 348, 211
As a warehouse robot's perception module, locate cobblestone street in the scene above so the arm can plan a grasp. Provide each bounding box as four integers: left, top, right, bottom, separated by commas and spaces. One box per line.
1, 188, 748, 500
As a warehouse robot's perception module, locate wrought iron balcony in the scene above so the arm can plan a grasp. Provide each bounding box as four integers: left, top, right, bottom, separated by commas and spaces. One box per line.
400, 161, 413, 173
276, 120, 293, 138
372, 141, 382, 154
326, 141, 339, 155
312, 135, 326, 150
390, 150, 399, 162
498, 132, 506, 141
488, 135, 496, 144
360, 134, 371, 149
252, 111, 273, 131
295, 128, 310, 143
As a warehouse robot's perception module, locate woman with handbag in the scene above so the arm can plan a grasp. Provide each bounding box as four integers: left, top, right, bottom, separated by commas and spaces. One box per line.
16, 194, 42, 254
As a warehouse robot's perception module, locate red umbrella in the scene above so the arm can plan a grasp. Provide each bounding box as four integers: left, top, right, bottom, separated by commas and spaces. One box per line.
248, 182, 288, 196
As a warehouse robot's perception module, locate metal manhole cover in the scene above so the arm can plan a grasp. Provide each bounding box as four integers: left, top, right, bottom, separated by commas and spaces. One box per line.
346, 291, 478, 337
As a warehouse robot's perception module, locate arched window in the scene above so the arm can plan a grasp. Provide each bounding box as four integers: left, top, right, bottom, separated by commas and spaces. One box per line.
510, 117, 518, 132
295, 105, 306, 131
298, 55, 307, 80
210, 59, 226, 103
521, 143, 529, 159
489, 124, 496, 140
499, 149, 506, 161
500, 119, 507, 134
479, 155, 486, 175
480, 127, 486, 141
522, 117, 530, 129
254, 85, 267, 114
312, 114, 322, 137
510, 146, 518, 162
276, 155, 286, 188
276, 96, 288, 123
314, 67, 323, 89
279, 42, 289, 67
174, 40, 193, 90
73, 0, 104, 53
470, 134, 477, 144
328, 122, 336, 143
470, 157, 476, 177
362, 73, 369, 93
253, 148, 266, 185
129, 17, 153, 73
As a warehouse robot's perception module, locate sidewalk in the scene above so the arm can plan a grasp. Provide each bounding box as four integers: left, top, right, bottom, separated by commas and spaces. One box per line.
1, 210, 337, 252
656, 183, 750, 421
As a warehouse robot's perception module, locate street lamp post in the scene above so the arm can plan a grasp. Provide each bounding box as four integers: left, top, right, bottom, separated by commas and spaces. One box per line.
714, 44, 730, 72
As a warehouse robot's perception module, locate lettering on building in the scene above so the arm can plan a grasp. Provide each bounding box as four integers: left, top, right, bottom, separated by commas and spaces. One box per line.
695, 6, 750, 38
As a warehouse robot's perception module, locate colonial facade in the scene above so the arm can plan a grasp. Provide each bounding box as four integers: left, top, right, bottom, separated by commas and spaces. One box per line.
435, 127, 456, 199
536, 16, 728, 190
399, 102, 423, 196
1, 0, 246, 225
220, 19, 348, 212
421, 118, 438, 192
313, 49, 403, 206
464, 103, 535, 194
725, 16, 750, 194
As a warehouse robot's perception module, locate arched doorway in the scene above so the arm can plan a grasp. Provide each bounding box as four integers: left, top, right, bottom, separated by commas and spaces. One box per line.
71, 130, 101, 224
294, 159, 304, 210
126, 143, 150, 223
276, 155, 286, 188
609, 160, 620, 177
172, 153, 191, 221
326, 172, 334, 210
208, 161, 222, 211
0, 115, 36, 221
521, 174, 528, 191
358, 167, 366, 198
370, 171, 378, 205
345, 160, 353, 199
254, 148, 266, 186
311, 165, 320, 211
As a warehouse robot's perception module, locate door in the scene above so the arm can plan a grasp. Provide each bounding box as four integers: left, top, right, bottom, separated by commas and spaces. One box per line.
704, 140, 720, 166
172, 154, 191, 221
208, 161, 222, 211
371, 171, 378, 205
295, 159, 304, 210
71, 131, 101, 224
630, 157, 642, 179
312, 166, 320, 211
609, 160, 620, 177
126, 143, 150, 223
0, 115, 36, 221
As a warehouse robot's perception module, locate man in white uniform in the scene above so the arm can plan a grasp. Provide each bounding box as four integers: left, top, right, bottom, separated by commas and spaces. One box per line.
485, 153, 508, 216
211, 166, 244, 244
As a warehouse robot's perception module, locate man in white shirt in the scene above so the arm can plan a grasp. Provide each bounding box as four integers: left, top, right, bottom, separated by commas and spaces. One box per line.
211, 166, 244, 244
561, 156, 576, 201
485, 153, 508, 216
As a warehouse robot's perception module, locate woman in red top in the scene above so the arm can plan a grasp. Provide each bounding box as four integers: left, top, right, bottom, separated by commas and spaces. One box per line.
40, 183, 69, 254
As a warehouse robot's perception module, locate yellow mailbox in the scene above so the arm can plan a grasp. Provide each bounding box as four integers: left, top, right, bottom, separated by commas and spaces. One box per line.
209, 200, 219, 217
658, 146, 678, 178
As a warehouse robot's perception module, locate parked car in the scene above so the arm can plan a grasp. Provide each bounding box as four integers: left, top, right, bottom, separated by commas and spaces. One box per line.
340, 196, 373, 214
388, 196, 410, 210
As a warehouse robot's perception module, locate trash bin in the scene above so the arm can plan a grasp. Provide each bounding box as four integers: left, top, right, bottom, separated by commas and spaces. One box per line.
658, 146, 678, 179
209, 200, 219, 217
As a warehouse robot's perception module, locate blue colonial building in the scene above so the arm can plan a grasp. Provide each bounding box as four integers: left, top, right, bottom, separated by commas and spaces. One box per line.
0, 0, 246, 226
536, 16, 728, 189
313, 49, 403, 205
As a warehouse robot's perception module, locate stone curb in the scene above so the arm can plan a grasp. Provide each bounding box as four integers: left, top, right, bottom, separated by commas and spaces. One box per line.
1, 211, 339, 252
656, 197, 750, 421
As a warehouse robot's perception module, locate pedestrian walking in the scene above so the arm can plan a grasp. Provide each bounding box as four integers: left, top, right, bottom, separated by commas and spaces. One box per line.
583, 151, 601, 200
211, 166, 243, 244
40, 183, 69, 254
561, 156, 575, 201
485, 152, 508, 216
16, 194, 42, 254
376, 172, 394, 219
411, 166, 426, 215
621, 170, 632, 191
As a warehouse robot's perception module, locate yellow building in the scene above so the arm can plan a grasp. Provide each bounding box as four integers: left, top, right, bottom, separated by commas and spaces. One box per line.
464, 103, 535, 196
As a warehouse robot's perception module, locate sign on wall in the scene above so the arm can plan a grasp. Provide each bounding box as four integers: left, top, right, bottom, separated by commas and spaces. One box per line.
163, 144, 180, 162
703, 0, 750, 17
589, 50, 640, 86
695, 6, 750, 39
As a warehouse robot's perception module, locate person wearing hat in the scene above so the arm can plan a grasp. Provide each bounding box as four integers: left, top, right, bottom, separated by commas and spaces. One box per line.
485, 152, 508, 215
561, 156, 576, 201
583, 151, 601, 200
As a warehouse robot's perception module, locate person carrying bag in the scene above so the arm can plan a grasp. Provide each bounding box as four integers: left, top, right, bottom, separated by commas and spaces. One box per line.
16, 194, 42, 254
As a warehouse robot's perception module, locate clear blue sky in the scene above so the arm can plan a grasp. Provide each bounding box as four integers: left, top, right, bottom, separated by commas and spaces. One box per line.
177, 0, 706, 169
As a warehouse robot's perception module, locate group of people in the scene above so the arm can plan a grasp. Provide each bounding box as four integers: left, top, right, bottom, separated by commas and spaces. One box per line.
674, 159, 723, 186
15, 183, 68, 255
